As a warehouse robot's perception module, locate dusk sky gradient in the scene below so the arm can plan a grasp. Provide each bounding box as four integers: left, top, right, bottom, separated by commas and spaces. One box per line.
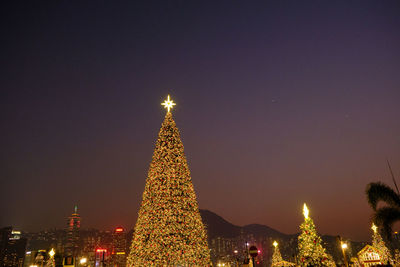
1, 1, 400, 242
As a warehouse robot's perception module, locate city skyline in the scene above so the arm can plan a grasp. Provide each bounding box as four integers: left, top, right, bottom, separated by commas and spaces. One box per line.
1, 1, 400, 242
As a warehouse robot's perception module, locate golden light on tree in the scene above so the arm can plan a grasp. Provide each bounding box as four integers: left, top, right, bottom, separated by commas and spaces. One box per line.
371, 223, 392, 264
371, 223, 378, 234
303, 203, 309, 219
127, 96, 211, 266
161, 94, 176, 113
49, 248, 55, 258
298, 203, 335, 266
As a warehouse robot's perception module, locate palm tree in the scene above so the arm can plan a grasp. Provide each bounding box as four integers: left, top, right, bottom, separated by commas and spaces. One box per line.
366, 181, 400, 239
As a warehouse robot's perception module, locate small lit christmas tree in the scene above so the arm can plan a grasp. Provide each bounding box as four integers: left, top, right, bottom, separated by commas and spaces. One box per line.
371, 223, 392, 264
127, 96, 211, 266
45, 249, 55, 267
272, 241, 283, 266
297, 204, 335, 267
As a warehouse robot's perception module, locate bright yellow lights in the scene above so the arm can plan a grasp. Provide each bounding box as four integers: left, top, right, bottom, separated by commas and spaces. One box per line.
273, 241, 278, 247
80, 258, 87, 264
371, 223, 378, 233
161, 95, 176, 113
303, 203, 309, 219
127, 109, 211, 265
341, 243, 348, 249
49, 248, 55, 258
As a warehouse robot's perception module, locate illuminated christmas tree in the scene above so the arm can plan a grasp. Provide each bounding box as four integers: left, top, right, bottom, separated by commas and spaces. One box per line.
371, 223, 392, 264
297, 204, 335, 267
271, 241, 283, 266
127, 96, 211, 266
271, 241, 296, 267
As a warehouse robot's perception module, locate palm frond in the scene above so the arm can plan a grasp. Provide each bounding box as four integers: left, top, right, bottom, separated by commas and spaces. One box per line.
373, 206, 400, 240
366, 182, 400, 210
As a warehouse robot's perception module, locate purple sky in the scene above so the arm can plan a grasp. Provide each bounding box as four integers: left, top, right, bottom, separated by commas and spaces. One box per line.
1, 1, 400, 241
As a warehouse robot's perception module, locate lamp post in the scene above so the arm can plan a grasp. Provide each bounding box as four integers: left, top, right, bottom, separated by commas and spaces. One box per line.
80, 257, 87, 266
245, 242, 250, 265
234, 250, 239, 267
341, 242, 349, 267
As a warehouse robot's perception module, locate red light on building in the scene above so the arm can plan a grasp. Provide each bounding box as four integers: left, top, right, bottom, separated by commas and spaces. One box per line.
115, 227, 124, 233
96, 249, 107, 253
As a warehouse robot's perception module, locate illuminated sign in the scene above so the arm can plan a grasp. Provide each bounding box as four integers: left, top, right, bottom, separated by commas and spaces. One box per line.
64, 256, 74, 266
115, 227, 124, 233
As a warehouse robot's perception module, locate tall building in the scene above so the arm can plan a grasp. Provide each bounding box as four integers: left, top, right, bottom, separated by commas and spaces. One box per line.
0, 227, 27, 267
111, 227, 127, 267
0, 227, 10, 266
65, 205, 81, 257
95, 248, 109, 267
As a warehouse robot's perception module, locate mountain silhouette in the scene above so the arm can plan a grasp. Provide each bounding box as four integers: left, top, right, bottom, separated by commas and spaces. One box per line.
199, 209, 292, 240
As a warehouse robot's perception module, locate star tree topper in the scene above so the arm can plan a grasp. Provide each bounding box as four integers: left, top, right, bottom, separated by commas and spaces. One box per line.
303, 203, 309, 219
371, 223, 378, 233
161, 94, 176, 113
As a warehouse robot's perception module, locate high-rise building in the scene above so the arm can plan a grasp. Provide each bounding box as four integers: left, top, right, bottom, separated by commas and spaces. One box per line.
111, 227, 127, 267
0, 227, 11, 266
95, 248, 108, 267
65, 205, 81, 257
0, 227, 27, 267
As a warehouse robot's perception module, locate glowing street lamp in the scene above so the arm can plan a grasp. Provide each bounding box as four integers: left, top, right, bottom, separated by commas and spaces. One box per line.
341, 241, 349, 267
233, 250, 239, 267
80, 258, 87, 265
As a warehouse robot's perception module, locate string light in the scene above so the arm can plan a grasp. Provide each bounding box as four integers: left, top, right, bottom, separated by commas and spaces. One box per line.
298, 204, 335, 266
371, 223, 392, 264
127, 100, 211, 266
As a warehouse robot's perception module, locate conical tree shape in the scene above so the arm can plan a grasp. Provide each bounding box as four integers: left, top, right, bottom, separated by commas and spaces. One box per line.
298, 204, 335, 267
127, 112, 211, 266
371, 224, 392, 264
271, 242, 283, 267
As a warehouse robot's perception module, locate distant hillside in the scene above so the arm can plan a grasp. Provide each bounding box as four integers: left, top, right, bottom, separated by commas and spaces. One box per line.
243, 224, 292, 239
199, 209, 291, 240
199, 209, 242, 239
